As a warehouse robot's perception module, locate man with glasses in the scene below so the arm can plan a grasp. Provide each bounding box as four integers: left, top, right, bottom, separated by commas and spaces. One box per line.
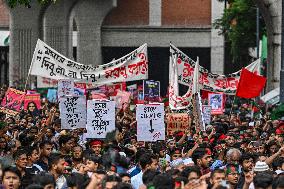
225, 164, 240, 189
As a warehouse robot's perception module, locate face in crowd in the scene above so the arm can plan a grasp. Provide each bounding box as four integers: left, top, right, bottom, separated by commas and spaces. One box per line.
2, 170, 21, 189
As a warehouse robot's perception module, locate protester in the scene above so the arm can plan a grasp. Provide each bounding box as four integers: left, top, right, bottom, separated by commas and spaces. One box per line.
0, 79, 284, 189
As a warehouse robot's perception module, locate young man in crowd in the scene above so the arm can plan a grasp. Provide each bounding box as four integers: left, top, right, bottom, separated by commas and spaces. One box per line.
37, 140, 53, 171
192, 148, 213, 175
48, 153, 67, 189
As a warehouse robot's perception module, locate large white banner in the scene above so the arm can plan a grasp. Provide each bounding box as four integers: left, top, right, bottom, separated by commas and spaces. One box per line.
86, 100, 115, 138
136, 104, 165, 142
170, 44, 260, 95
30, 39, 148, 84
59, 96, 86, 129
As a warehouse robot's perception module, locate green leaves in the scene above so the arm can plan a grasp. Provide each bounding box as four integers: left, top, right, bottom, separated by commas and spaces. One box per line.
7, 0, 57, 8
214, 0, 266, 64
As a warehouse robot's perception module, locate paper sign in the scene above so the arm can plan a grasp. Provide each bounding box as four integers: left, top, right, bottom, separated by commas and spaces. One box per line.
166, 113, 190, 136
58, 79, 74, 98
202, 105, 211, 125
136, 104, 165, 142
74, 83, 86, 96
113, 90, 131, 109
208, 93, 224, 115
24, 94, 41, 110
143, 80, 160, 102
1, 88, 25, 111
86, 100, 115, 138
47, 89, 57, 102
59, 96, 86, 129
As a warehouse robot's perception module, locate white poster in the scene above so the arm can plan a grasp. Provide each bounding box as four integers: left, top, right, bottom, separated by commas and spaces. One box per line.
136, 104, 165, 142
30, 39, 148, 84
202, 105, 211, 125
86, 100, 115, 138
59, 96, 86, 129
58, 79, 74, 98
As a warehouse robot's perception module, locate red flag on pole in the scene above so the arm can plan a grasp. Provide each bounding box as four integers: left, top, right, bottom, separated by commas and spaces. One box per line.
236, 68, 266, 98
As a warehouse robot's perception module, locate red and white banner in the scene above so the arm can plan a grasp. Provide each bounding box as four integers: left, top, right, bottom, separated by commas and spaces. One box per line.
30, 39, 148, 84
169, 55, 193, 110
1, 88, 25, 111
170, 44, 260, 95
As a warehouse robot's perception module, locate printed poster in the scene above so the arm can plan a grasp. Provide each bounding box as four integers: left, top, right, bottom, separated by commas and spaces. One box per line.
202, 105, 211, 125
136, 104, 165, 142
208, 93, 224, 115
24, 94, 41, 110
143, 80, 160, 102
59, 96, 86, 129
74, 83, 86, 96
86, 100, 115, 138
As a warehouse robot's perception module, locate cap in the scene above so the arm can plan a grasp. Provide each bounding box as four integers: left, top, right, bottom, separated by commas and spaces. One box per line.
253, 161, 269, 172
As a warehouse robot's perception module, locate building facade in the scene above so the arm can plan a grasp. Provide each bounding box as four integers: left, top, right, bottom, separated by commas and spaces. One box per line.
2, 0, 224, 93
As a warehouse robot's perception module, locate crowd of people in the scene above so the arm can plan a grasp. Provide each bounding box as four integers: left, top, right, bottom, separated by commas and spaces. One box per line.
0, 84, 284, 189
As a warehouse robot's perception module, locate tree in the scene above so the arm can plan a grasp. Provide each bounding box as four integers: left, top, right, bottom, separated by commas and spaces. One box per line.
7, 0, 56, 8
214, 0, 266, 65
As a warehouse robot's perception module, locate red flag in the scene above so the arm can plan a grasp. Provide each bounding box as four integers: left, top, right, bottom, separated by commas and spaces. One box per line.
236, 68, 266, 98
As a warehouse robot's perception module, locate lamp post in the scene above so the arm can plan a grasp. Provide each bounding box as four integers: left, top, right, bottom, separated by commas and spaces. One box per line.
280, 0, 284, 102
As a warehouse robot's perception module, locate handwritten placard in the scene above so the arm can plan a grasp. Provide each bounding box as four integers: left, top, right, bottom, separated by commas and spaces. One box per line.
86, 100, 115, 138
59, 96, 86, 129
136, 104, 165, 142
166, 113, 190, 136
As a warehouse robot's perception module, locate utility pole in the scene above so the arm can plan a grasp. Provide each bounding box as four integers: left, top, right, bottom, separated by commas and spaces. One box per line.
280, 0, 284, 102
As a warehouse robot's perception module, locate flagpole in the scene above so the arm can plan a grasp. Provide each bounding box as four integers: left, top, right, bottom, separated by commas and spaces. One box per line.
229, 95, 236, 121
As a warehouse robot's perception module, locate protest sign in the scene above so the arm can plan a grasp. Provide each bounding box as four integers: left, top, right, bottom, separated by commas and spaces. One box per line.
1, 88, 25, 111
59, 96, 86, 129
202, 105, 211, 125
37, 76, 58, 88
136, 104, 165, 142
166, 113, 190, 136
208, 93, 224, 115
24, 94, 41, 110
127, 84, 137, 99
74, 83, 86, 96
170, 44, 260, 95
143, 80, 160, 102
47, 89, 57, 102
58, 79, 74, 98
86, 100, 115, 138
30, 39, 148, 84
113, 90, 131, 109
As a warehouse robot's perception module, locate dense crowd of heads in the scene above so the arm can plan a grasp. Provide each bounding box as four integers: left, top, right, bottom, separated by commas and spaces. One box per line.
0, 85, 284, 189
